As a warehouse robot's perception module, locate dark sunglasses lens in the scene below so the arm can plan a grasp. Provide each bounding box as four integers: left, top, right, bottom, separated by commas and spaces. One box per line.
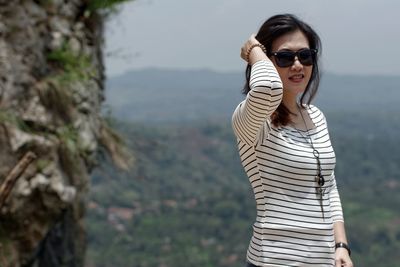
298, 50, 315, 66
275, 52, 295, 67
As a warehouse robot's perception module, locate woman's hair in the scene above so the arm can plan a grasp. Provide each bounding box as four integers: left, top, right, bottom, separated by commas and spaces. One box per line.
243, 14, 322, 127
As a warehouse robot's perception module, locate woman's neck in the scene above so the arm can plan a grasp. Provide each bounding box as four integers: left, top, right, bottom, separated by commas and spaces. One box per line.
282, 93, 313, 130
282, 93, 301, 114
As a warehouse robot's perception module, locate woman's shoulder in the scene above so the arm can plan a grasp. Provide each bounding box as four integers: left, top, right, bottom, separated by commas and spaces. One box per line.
307, 104, 324, 116
306, 104, 328, 123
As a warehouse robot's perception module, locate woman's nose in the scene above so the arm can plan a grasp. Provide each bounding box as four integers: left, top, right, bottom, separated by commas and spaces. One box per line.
291, 56, 303, 71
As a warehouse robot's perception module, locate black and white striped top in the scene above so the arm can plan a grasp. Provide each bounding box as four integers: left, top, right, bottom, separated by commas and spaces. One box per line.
232, 60, 344, 267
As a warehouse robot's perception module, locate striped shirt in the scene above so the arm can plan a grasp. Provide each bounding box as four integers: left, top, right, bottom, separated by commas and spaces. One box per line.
232, 60, 344, 267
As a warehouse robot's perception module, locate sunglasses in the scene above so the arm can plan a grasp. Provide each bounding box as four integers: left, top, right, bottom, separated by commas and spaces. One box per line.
271, 48, 317, 68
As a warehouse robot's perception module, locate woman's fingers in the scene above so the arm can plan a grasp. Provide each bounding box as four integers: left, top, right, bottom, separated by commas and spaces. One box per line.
240, 34, 259, 61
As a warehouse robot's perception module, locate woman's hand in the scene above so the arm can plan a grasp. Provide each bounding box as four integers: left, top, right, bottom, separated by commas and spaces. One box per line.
240, 34, 268, 63
335, 248, 353, 267
240, 34, 259, 61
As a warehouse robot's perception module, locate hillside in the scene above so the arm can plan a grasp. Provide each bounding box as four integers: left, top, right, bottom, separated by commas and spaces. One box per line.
86, 114, 400, 267
104, 68, 400, 123
84, 68, 400, 267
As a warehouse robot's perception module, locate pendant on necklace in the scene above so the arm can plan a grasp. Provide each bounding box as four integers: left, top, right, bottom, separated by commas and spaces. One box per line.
315, 173, 325, 196
315, 173, 325, 187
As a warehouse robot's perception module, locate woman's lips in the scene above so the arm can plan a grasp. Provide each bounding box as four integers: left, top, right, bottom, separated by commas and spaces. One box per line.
289, 74, 304, 83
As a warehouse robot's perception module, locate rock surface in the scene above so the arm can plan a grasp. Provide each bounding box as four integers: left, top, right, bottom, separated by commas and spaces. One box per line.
0, 1, 114, 266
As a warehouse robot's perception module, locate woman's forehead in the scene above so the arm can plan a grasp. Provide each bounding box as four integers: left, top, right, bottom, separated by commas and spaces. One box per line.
271, 30, 310, 51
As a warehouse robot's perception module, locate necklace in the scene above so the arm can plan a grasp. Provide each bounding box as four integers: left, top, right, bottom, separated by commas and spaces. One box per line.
295, 104, 325, 216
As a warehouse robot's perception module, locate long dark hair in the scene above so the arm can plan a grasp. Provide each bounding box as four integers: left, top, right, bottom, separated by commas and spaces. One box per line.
243, 14, 321, 127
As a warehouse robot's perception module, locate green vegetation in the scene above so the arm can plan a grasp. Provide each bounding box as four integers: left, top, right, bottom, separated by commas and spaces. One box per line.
57, 125, 85, 177
38, 80, 75, 123
87, 0, 132, 12
35, 158, 52, 173
86, 111, 400, 267
57, 125, 79, 153
47, 43, 94, 83
0, 109, 31, 132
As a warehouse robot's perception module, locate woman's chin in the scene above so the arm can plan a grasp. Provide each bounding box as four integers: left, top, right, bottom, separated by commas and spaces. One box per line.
283, 85, 307, 95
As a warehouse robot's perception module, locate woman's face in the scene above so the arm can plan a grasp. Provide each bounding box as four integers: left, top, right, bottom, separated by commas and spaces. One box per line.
270, 30, 313, 97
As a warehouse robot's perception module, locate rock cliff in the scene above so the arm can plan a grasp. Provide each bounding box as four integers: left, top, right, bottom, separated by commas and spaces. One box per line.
0, 1, 130, 266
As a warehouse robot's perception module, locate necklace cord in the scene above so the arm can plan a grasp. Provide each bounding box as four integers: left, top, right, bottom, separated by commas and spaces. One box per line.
295, 104, 326, 217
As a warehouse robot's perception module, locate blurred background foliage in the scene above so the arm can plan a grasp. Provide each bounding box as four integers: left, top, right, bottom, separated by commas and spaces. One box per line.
85, 67, 400, 266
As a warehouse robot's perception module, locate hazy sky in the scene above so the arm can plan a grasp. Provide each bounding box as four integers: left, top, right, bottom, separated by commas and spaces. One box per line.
104, 0, 399, 77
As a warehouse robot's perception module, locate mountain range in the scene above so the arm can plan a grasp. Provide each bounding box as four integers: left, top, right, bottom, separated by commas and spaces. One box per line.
104, 68, 400, 123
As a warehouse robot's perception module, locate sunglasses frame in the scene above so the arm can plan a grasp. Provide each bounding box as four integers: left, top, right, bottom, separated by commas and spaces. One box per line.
271, 48, 318, 68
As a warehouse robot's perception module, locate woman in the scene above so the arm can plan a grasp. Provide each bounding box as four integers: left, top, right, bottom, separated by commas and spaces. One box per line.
232, 14, 353, 267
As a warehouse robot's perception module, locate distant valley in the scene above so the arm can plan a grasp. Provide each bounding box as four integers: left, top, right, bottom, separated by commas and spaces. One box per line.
104, 68, 400, 123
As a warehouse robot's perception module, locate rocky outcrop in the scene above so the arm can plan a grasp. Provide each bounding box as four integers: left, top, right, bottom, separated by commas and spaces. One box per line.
0, 1, 130, 266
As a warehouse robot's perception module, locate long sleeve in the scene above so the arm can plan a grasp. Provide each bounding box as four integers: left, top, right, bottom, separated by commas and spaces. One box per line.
328, 171, 344, 223
232, 60, 283, 146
